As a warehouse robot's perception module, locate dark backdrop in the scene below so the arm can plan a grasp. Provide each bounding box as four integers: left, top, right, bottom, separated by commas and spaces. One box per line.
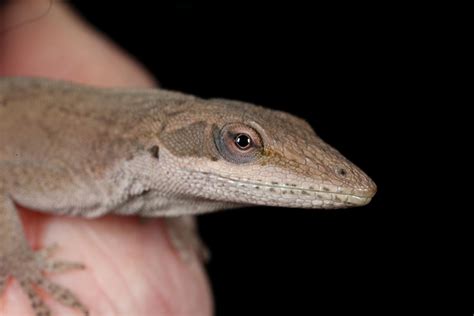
66, 2, 423, 315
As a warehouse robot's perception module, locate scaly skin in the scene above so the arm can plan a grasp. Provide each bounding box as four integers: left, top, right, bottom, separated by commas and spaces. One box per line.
0, 77, 376, 315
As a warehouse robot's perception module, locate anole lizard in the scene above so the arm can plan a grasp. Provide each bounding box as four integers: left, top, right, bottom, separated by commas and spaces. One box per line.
0, 76, 376, 315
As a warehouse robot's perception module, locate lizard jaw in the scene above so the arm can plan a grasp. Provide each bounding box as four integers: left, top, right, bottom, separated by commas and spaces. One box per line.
190, 172, 376, 209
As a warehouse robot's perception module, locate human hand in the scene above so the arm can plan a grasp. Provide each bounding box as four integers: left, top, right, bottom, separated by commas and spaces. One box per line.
0, 1, 213, 315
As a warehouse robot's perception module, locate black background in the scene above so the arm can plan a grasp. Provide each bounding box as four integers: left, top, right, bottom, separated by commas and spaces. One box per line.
64, 2, 430, 315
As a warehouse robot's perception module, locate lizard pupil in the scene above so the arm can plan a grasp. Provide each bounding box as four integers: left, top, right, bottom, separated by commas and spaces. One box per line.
234, 134, 251, 149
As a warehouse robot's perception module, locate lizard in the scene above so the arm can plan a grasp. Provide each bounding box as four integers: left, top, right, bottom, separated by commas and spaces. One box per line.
0, 76, 376, 316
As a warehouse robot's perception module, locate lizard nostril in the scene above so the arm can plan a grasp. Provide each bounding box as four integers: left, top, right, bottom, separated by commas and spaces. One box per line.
338, 168, 347, 177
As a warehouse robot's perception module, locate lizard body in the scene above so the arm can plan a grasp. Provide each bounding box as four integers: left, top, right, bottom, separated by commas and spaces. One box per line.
0, 77, 376, 315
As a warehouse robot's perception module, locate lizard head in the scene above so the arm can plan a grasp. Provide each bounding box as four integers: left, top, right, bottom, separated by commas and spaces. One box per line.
157, 98, 376, 210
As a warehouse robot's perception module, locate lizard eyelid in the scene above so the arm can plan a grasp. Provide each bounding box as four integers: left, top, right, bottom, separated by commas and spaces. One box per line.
215, 123, 263, 164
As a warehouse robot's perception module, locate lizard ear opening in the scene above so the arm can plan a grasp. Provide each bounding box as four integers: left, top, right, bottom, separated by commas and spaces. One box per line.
214, 123, 263, 164
148, 145, 160, 159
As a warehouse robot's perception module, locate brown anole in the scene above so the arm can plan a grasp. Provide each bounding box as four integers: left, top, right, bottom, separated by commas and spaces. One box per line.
0, 77, 376, 315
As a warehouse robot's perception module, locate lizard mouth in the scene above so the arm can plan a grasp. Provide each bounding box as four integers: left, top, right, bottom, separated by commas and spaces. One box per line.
199, 172, 374, 208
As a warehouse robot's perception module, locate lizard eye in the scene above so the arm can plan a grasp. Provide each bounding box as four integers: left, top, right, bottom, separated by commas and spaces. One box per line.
234, 134, 252, 150
215, 123, 263, 163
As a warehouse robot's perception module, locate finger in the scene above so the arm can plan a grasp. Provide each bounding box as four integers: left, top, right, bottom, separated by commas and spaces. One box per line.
0, 0, 156, 87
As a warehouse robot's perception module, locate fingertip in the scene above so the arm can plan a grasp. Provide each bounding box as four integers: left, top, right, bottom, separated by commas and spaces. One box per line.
0, 0, 156, 87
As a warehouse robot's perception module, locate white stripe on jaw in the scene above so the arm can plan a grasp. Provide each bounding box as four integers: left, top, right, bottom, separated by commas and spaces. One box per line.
203, 173, 372, 206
